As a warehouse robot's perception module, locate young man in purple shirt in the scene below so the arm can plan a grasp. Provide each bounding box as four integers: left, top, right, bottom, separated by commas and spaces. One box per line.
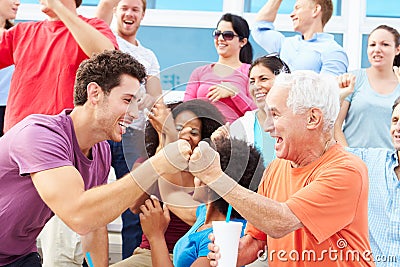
0, 50, 191, 267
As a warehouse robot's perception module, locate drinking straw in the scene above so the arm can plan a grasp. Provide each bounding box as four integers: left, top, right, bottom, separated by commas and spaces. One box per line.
86, 252, 94, 267
225, 204, 232, 222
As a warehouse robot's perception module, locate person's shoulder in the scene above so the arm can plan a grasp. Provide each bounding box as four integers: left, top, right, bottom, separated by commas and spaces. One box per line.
79, 15, 108, 26
7, 113, 72, 144
10, 20, 43, 31
240, 63, 251, 72
192, 64, 212, 74
252, 20, 275, 31
346, 146, 394, 161
317, 32, 345, 49
328, 145, 370, 171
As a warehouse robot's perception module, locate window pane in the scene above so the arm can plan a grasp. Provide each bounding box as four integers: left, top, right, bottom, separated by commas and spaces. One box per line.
245, 0, 341, 16
361, 34, 370, 68
149, 0, 223, 12
366, 0, 400, 18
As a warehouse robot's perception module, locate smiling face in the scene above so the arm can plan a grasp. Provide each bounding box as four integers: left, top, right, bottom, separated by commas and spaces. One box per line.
391, 103, 400, 151
290, 0, 315, 34
114, 0, 145, 39
96, 74, 142, 142
367, 28, 400, 68
174, 110, 202, 151
264, 85, 308, 162
0, 0, 19, 24
249, 64, 276, 110
214, 20, 244, 59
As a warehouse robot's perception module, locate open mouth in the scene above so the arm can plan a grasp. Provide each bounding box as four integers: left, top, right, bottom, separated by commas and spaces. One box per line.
123, 20, 134, 25
372, 55, 383, 60
118, 121, 129, 133
255, 92, 267, 100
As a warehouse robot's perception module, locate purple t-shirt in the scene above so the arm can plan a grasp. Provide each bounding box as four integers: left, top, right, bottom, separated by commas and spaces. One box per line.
0, 110, 111, 265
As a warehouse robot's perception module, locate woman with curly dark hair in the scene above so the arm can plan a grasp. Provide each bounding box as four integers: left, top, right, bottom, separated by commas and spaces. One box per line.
139, 137, 265, 267
113, 99, 226, 267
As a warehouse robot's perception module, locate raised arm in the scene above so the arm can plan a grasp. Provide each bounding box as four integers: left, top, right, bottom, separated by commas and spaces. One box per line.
334, 73, 355, 146
255, 0, 283, 22
42, 0, 116, 56
139, 75, 163, 111
95, 0, 120, 25
334, 101, 350, 146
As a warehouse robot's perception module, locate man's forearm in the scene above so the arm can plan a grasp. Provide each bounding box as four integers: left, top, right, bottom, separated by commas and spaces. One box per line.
52, 2, 115, 56
207, 173, 302, 238
255, 0, 283, 22
81, 226, 109, 267
95, 0, 120, 25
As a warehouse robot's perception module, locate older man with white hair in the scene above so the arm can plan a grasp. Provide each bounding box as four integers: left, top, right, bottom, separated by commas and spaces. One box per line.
189, 71, 374, 267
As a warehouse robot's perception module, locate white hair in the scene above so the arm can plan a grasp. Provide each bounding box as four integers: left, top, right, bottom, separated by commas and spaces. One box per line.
274, 70, 340, 131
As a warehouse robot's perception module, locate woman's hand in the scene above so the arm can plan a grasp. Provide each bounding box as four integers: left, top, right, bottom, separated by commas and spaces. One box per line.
139, 196, 171, 242
147, 102, 178, 145
207, 82, 239, 102
211, 122, 230, 141
337, 73, 356, 104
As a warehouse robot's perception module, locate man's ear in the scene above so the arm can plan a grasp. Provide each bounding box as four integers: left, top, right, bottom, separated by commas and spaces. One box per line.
312, 4, 322, 19
87, 82, 102, 105
306, 108, 323, 129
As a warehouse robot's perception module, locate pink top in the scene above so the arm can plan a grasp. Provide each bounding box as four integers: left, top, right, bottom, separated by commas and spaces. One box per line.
184, 63, 256, 123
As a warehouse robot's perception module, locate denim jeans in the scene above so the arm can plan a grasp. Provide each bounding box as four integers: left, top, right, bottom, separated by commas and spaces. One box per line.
108, 127, 146, 259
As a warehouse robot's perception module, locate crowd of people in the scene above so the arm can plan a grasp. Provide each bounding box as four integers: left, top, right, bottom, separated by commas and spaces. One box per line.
0, 0, 399, 266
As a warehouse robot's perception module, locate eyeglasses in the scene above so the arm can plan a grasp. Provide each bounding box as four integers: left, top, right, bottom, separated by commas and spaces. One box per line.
262, 53, 291, 74
212, 30, 240, 41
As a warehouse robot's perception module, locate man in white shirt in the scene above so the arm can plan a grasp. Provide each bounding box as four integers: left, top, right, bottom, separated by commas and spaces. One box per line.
96, 0, 163, 259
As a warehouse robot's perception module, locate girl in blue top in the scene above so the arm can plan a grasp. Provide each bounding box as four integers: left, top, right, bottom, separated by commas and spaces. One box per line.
335, 25, 400, 149
139, 137, 265, 267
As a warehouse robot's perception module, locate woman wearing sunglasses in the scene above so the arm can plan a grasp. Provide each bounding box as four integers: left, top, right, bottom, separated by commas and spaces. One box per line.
184, 13, 256, 123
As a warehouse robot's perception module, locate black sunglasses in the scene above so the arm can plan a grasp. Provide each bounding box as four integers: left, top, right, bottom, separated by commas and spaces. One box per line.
212, 30, 240, 41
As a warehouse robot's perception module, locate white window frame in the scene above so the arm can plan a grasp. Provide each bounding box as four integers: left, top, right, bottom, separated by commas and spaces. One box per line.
16, 0, 400, 70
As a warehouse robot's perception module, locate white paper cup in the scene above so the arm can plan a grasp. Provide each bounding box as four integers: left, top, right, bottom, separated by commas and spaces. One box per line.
212, 220, 243, 267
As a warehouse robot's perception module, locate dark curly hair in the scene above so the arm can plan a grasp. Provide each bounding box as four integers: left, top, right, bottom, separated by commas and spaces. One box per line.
144, 99, 226, 157
250, 54, 291, 76
74, 50, 146, 106
211, 137, 265, 220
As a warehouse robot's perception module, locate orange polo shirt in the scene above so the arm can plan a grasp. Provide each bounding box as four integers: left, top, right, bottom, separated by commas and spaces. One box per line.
246, 144, 375, 267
